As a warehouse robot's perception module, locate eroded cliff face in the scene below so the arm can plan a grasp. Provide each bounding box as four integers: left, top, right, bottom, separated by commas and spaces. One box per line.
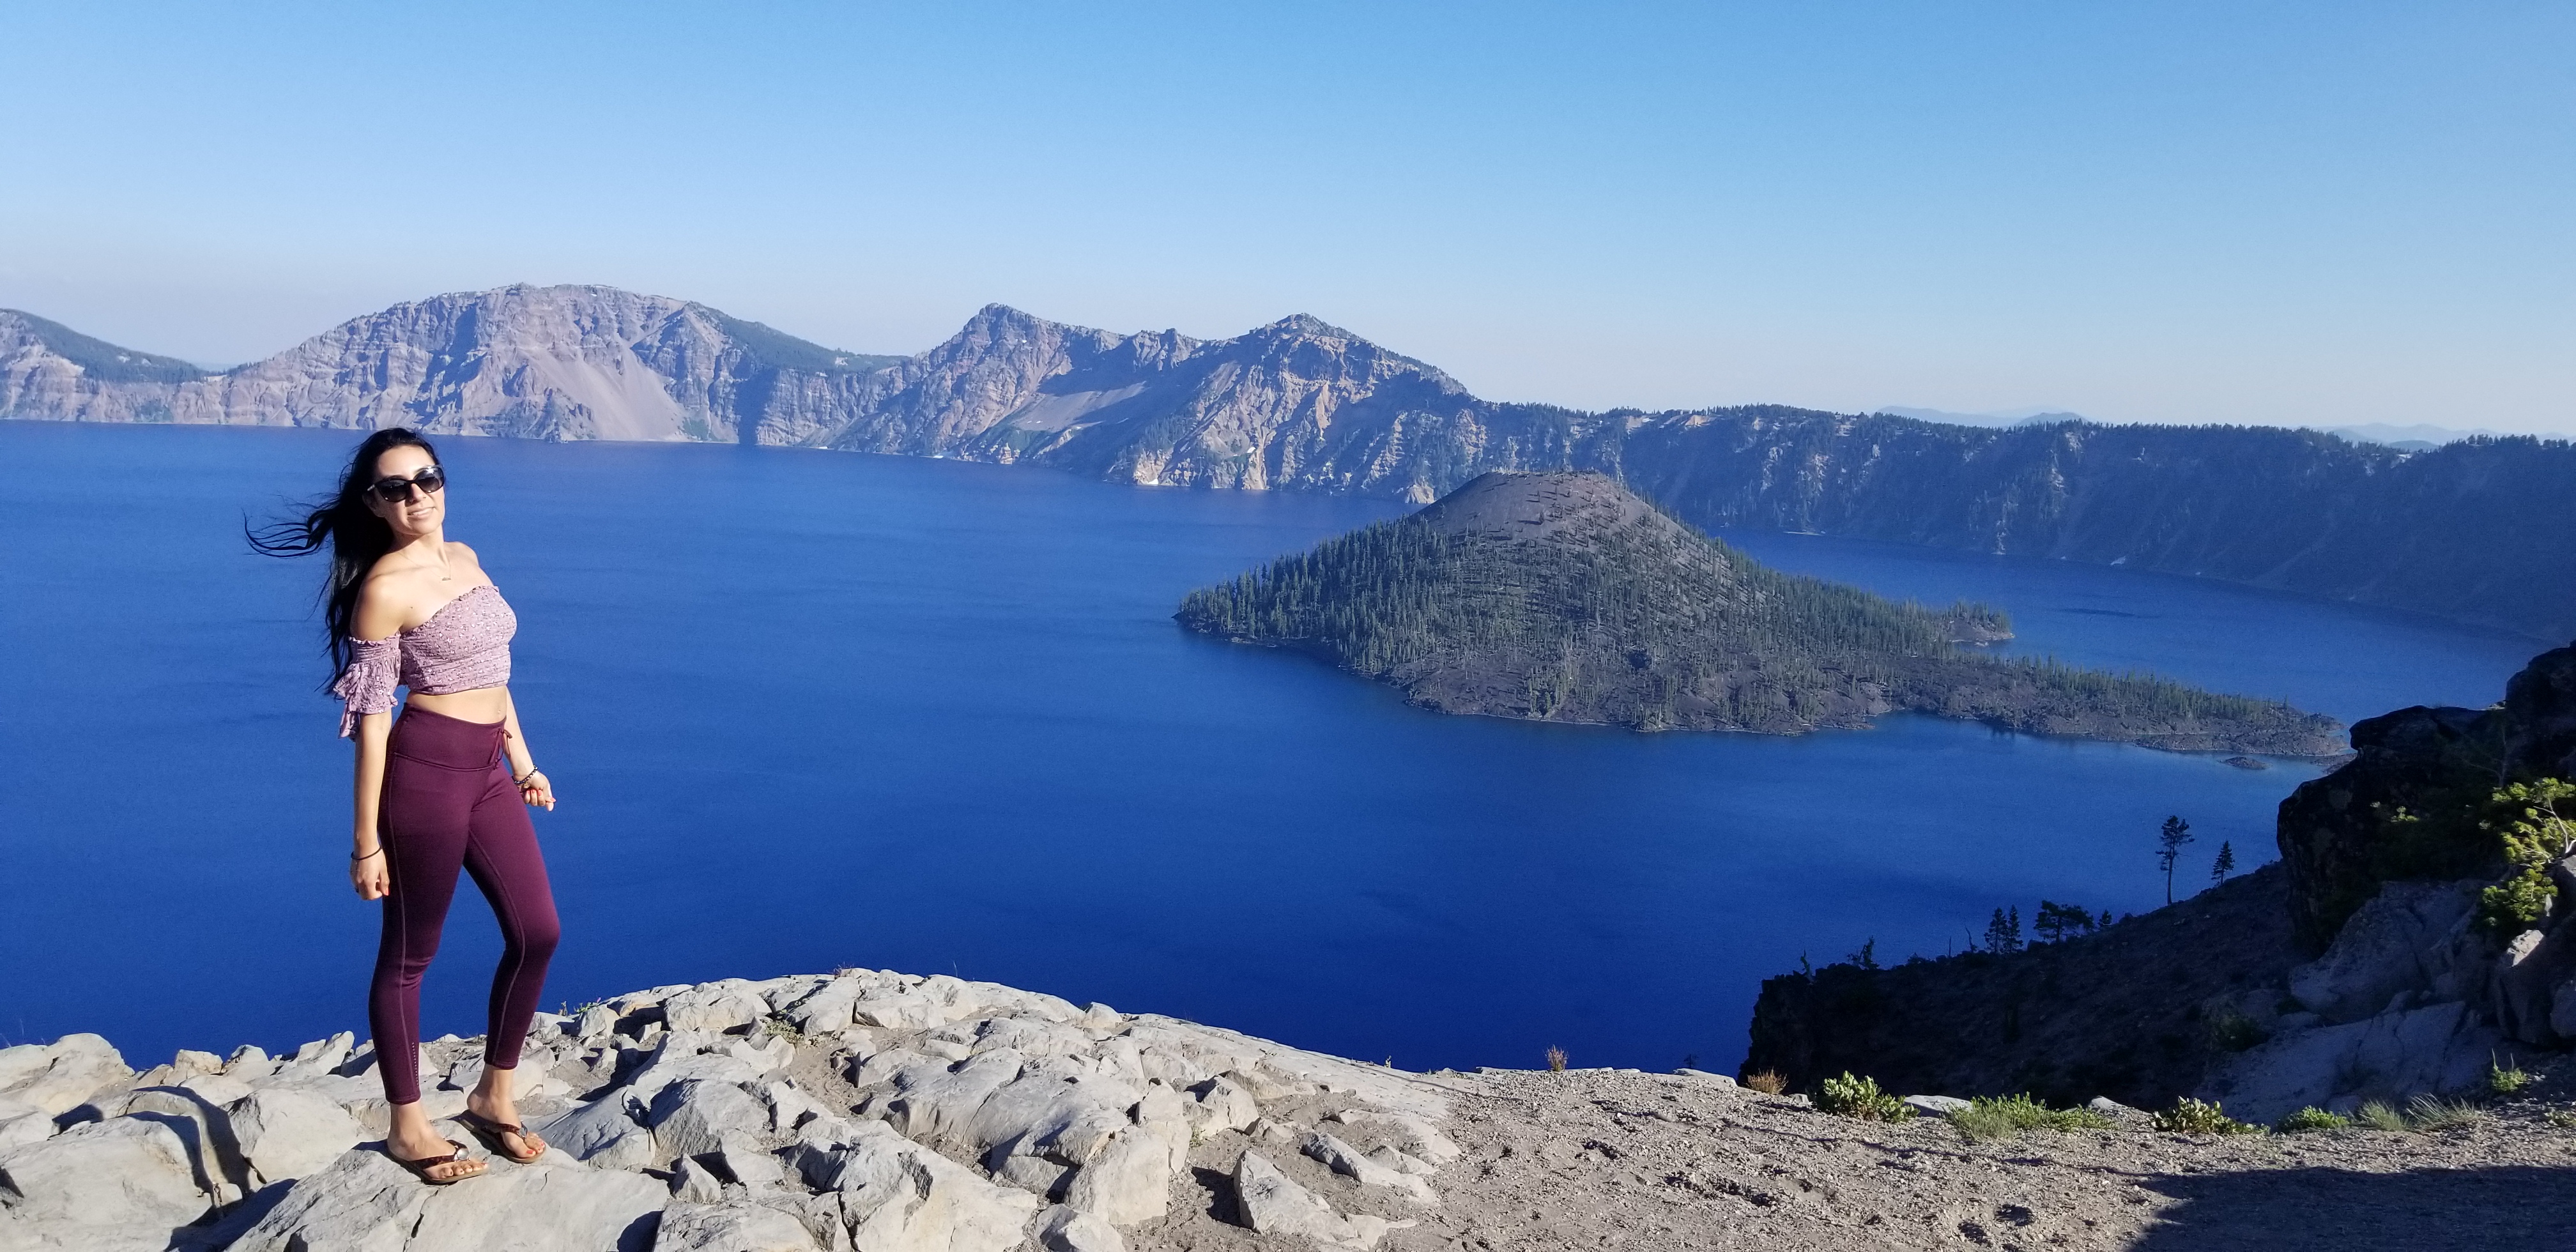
10, 289, 2576, 636
0, 288, 898, 444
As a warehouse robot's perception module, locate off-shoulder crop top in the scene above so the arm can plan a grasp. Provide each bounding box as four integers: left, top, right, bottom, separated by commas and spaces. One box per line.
332, 584, 516, 737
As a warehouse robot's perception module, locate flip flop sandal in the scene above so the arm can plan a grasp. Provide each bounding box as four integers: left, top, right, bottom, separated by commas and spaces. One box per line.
386, 1139, 480, 1185
457, 1109, 546, 1163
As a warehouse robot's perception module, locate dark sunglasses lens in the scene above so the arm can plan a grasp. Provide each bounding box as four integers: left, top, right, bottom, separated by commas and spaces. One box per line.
370, 468, 444, 502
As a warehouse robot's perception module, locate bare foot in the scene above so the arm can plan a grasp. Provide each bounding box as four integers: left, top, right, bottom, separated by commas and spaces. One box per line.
384, 1124, 484, 1182
466, 1078, 547, 1161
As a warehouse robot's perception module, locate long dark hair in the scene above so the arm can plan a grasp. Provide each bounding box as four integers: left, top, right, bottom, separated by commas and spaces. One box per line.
248, 428, 442, 686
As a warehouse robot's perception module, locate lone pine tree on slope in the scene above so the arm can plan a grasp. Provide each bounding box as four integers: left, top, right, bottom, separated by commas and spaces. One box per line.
2211, 840, 2236, 886
2157, 816, 2195, 905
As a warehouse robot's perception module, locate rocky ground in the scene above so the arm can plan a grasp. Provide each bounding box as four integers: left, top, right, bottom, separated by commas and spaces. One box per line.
4, 969, 2574, 1251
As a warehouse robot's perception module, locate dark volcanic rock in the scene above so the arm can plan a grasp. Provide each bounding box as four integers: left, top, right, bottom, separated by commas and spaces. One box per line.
2277, 641, 2576, 951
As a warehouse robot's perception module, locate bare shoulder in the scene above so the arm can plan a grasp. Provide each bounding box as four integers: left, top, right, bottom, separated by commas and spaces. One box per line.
447, 541, 496, 585
353, 560, 428, 641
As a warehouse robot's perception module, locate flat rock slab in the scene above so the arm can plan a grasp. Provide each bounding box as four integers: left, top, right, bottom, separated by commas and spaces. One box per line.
227, 1146, 664, 1252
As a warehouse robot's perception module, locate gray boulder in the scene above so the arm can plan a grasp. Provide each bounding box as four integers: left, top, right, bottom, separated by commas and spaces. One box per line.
673, 1155, 726, 1204
711, 1129, 788, 1189
1063, 1126, 1180, 1224
1901, 1096, 1971, 1118
664, 985, 769, 1034
231, 1086, 364, 1187
0, 1115, 211, 1250
227, 1147, 664, 1252
793, 1120, 1040, 1252
119, 1085, 254, 1205
1184, 1075, 1260, 1136
1037, 1203, 1127, 1252
651, 1080, 774, 1163
0, 1099, 53, 1153
2492, 917, 2576, 1045
783, 979, 865, 1036
658, 1199, 824, 1251
2287, 880, 2483, 1023
2203, 999, 2502, 1123
0, 1034, 134, 1117
1298, 1131, 1436, 1203
1230, 1152, 1390, 1251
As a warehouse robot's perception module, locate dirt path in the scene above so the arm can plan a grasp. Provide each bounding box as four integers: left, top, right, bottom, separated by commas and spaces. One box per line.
1358, 1069, 2576, 1252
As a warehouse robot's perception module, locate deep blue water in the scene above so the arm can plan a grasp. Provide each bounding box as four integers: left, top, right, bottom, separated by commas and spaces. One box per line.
0, 422, 2547, 1074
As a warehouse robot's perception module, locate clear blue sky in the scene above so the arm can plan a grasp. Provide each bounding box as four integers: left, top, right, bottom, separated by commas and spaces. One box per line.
2, 2, 2566, 432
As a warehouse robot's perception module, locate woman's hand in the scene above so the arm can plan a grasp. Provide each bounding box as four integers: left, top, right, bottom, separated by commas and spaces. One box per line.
351, 846, 390, 900
519, 770, 555, 811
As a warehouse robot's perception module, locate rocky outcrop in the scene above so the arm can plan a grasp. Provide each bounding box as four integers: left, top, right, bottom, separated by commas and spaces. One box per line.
12, 292, 2576, 637
2278, 641, 2576, 950
0, 969, 1455, 1252
1748, 642, 2576, 1126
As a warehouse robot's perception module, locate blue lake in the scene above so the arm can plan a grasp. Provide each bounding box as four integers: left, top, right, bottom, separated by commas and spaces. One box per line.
0, 422, 2549, 1074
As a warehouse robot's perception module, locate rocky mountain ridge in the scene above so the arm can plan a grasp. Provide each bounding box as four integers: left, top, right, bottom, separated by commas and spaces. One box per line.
8, 286, 2575, 637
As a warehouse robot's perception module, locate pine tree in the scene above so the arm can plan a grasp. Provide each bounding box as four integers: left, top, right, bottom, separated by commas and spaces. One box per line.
2157, 816, 2195, 905
2211, 840, 2237, 885
1981, 906, 2023, 954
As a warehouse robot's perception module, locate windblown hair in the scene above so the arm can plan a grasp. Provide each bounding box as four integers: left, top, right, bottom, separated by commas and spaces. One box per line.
247, 428, 441, 687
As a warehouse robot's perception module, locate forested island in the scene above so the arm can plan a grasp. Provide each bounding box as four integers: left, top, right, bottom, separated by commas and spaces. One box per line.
1177, 471, 2347, 755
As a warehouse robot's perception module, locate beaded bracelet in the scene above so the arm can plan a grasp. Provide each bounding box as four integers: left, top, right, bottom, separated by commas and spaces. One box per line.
513, 765, 542, 786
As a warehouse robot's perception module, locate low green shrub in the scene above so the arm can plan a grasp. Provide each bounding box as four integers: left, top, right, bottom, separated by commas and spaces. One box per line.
2154, 1097, 2260, 1136
1815, 1072, 1914, 1122
1949, 1094, 2117, 1143
2490, 1058, 2533, 1096
2205, 1009, 2267, 1053
2354, 1101, 2409, 1131
2275, 1106, 2349, 1133
2544, 1109, 2576, 1129
2405, 1094, 2491, 1131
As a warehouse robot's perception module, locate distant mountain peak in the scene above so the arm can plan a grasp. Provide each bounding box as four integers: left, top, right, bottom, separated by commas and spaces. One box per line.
1255, 312, 1360, 339
0, 310, 205, 383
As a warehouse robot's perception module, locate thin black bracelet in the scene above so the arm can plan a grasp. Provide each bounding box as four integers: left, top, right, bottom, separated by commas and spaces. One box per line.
512, 765, 542, 786
351, 847, 385, 862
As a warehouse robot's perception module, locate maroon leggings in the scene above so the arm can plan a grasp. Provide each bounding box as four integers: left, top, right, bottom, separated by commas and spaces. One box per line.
371, 705, 560, 1104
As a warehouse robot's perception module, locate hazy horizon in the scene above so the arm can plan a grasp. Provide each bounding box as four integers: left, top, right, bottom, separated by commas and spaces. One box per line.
2, 3, 2567, 434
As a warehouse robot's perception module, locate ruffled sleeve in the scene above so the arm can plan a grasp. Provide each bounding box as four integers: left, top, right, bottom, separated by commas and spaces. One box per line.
332, 636, 401, 738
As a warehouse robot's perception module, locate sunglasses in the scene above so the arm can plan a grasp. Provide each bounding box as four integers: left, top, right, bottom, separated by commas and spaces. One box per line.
368, 466, 447, 503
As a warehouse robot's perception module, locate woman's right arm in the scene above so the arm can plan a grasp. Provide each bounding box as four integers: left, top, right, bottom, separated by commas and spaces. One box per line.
351, 711, 392, 900
346, 577, 403, 901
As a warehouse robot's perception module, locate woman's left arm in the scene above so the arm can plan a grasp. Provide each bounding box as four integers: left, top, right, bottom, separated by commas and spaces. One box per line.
501, 688, 555, 811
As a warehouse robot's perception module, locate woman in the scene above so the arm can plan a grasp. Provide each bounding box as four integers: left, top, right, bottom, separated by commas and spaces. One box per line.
253, 428, 560, 1184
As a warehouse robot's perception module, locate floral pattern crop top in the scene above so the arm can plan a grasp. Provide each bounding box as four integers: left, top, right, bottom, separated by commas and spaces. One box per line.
332, 584, 516, 737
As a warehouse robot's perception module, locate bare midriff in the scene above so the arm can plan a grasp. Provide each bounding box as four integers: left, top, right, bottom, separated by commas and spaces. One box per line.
405, 687, 510, 724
